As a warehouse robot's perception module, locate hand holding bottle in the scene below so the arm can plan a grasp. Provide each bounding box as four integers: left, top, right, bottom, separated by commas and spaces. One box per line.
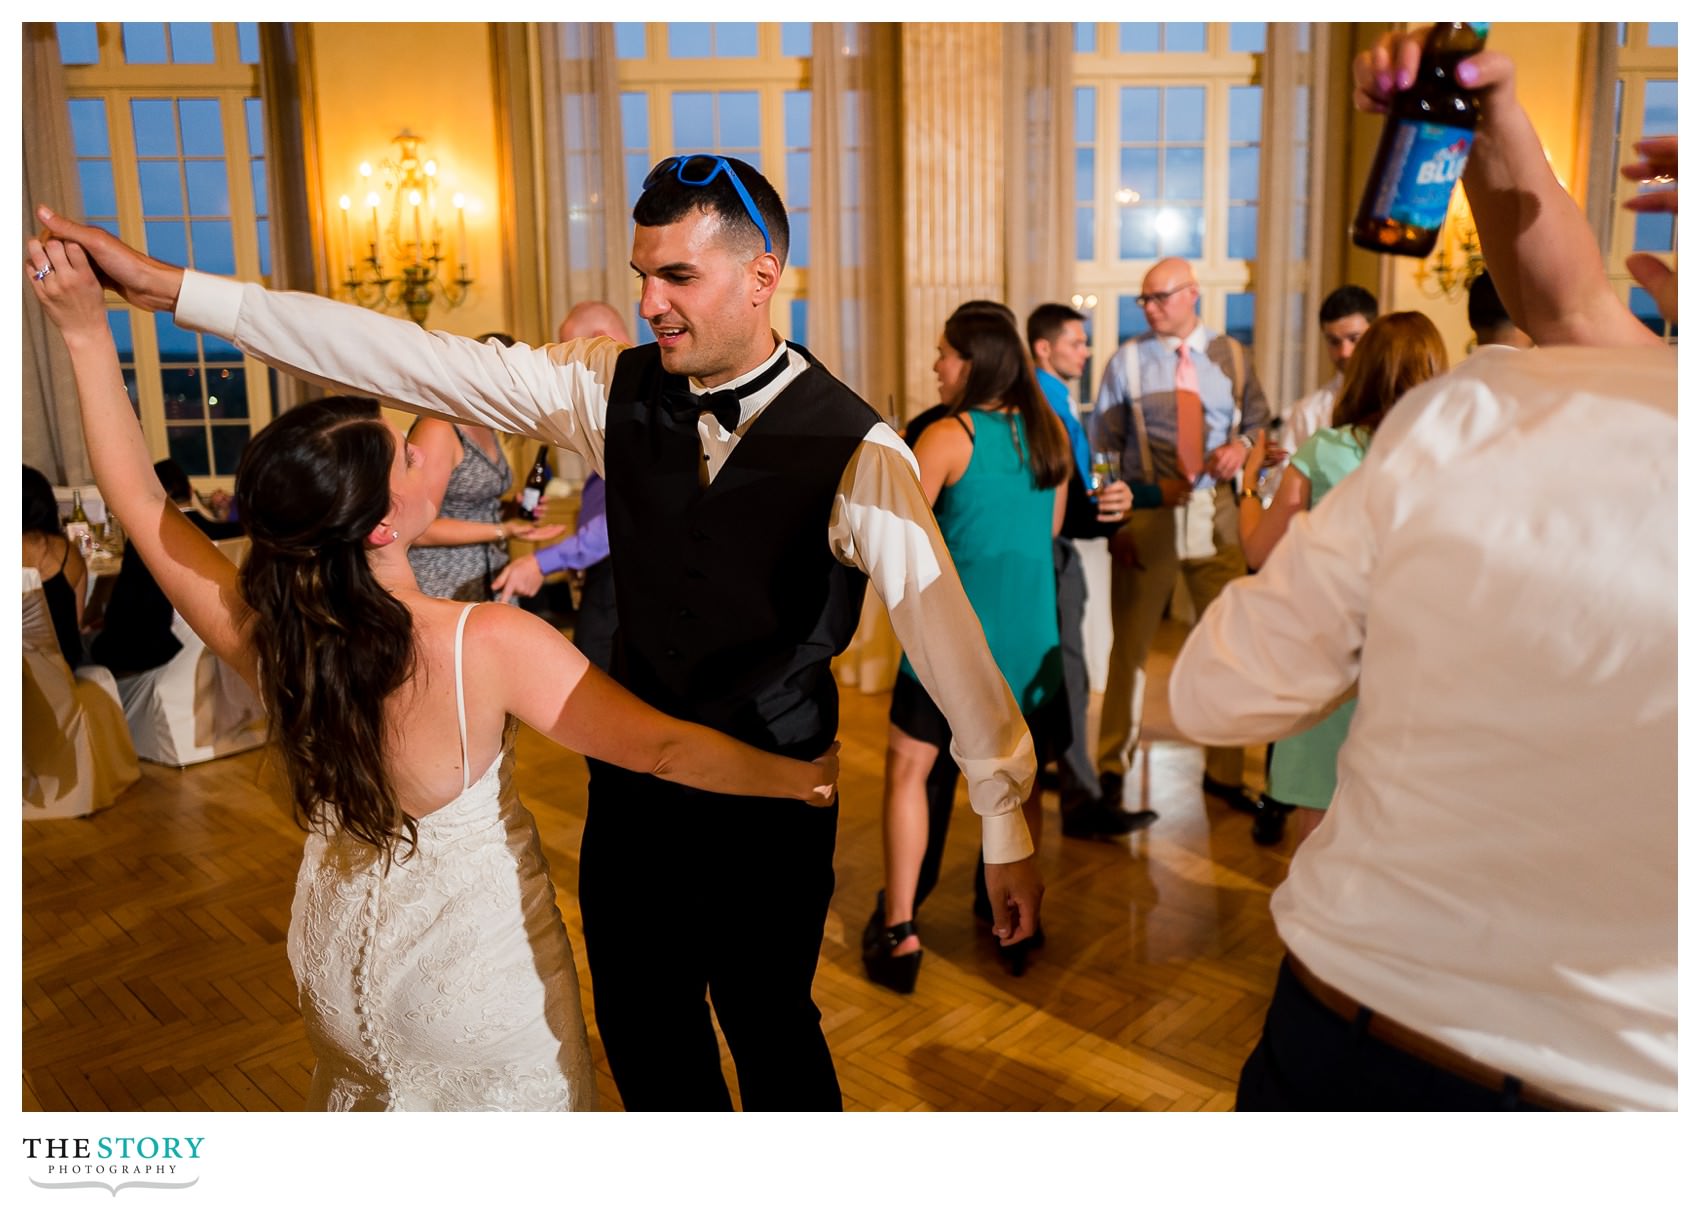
1351, 23, 1493, 257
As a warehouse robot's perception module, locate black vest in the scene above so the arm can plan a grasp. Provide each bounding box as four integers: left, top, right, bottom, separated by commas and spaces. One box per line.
602, 343, 879, 757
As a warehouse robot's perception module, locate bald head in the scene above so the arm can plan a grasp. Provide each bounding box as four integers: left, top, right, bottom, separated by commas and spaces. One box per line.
558, 300, 631, 344
1139, 257, 1199, 340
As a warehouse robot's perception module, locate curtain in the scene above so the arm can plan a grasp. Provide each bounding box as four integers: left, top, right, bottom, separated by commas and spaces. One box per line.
534, 23, 628, 485
22, 23, 89, 485
808, 22, 901, 417
258, 23, 320, 413
1002, 23, 1074, 324
822, 23, 906, 695
537, 23, 629, 337
1579, 25, 1618, 252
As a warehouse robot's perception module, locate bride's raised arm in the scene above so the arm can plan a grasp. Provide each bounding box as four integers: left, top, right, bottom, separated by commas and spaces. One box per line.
472, 604, 838, 807
26, 237, 257, 686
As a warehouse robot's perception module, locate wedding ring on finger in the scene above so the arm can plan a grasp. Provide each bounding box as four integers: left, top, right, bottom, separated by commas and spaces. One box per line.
32, 263, 53, 281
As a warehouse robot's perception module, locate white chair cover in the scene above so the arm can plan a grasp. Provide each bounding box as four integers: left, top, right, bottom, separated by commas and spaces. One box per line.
113, 536, 266, 767
115, 613, 267, 766
23, 571, 140, 819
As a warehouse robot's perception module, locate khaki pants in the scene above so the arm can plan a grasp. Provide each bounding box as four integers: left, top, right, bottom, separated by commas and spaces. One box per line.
1097, 482, 1247, 785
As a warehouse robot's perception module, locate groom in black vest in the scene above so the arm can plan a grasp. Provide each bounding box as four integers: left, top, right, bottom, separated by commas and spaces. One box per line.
41, 155, 1044, 1112
578, 158, 1042, 1110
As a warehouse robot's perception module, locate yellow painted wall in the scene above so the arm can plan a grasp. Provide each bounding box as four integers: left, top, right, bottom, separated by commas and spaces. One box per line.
1377, 23, 1588, 362
308, 23, 507, 341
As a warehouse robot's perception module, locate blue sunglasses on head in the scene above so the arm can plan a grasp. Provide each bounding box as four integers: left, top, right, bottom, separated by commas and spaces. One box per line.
641, 154, 774, 254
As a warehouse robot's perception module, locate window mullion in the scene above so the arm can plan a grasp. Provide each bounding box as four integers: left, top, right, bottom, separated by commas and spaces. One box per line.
104, 89, 168, 460
653, 83, 673, 159
1208, 78, 1227, 279
1611, 76, 1648, 275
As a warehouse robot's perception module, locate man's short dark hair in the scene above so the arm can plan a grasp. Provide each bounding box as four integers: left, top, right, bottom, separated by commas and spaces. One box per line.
1319, 285, 1379, 326
632, 156, 790, 267
153, 458, 192, 504
1467, 272, 1513, 335
1026, 303, 1086, 355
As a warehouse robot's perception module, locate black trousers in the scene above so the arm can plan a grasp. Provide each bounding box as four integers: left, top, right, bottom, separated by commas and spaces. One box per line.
912, 752, 987, 915
1053, 537, 1100, 812
1236, 958, 1553, 1111
572, 558, 617, 674
578, 759, 842, 1111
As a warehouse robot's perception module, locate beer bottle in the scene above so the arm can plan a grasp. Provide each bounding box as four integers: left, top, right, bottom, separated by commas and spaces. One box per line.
519, 445, 551, 521
66, 490, 94, 558
1352, 23, 1490, 257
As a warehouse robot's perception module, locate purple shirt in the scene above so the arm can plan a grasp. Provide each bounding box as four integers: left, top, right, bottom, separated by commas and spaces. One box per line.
533, 472, 609, 574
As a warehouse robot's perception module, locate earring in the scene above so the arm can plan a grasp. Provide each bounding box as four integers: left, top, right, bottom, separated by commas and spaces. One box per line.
390, 529, 399, 541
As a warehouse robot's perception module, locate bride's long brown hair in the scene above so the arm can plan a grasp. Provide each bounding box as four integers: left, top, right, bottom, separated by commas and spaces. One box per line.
234, 396, 418, 862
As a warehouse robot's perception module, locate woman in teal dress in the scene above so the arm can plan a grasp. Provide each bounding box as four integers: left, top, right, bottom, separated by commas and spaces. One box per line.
1239, 312, 1448, 845
863, 308, 1074, 992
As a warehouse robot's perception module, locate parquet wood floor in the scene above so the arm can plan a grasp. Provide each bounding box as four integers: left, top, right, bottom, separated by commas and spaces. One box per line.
23, 620, 1292, 1112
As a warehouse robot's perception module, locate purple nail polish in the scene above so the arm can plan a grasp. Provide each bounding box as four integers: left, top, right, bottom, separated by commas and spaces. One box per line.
1458, 61, 1478, 87
1396, 69, 1413, 90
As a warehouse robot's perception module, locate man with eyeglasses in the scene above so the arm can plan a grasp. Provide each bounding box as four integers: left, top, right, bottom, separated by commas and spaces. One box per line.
40, 153, 1044, 1113
1090, 256, 1273, 822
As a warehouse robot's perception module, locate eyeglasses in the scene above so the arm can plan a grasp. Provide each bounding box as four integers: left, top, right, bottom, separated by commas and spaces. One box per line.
641, 154, 773, 254
1136, 283, 1196, 308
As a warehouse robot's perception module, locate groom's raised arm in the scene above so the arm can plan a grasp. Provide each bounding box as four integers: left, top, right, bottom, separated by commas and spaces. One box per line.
36, 205, 616, 474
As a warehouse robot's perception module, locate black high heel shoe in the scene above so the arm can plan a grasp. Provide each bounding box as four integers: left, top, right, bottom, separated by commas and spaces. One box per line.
975, 883, 1046, 957
996, 926, 1046, 977
862, 898, 923, 994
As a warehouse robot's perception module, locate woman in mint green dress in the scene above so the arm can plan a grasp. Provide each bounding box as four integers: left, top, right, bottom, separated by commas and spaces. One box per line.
1239, 313, 1448, 845
863, 309, 1075, 992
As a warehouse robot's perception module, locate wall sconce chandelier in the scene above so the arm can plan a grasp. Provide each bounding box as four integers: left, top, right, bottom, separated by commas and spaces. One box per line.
333, 131, 472, 325
1414, 182, 1486, 301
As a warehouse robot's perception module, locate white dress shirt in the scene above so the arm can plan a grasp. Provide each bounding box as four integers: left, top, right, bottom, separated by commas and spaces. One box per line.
1169, 346, 1676, 1110
174, 272, 1036, 862
1283, 372, 1340, 455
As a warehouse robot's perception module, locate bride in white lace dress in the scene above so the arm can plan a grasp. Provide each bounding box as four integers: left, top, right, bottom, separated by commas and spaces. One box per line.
29, 233, 838, 1112
287, 604, 594, 1111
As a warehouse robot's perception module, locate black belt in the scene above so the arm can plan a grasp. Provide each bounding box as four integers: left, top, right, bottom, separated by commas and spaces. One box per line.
1286, 954, 1598, 1112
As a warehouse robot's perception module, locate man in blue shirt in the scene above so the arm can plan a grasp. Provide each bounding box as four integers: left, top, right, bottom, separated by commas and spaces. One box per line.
1090, 258, 1273, 819
1029, 303, 1183, 837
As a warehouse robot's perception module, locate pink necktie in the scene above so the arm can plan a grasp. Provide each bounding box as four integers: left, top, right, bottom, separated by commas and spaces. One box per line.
1174, 344, 1204, 482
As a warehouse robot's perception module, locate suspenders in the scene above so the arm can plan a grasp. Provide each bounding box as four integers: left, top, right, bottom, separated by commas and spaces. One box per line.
1115, 333, 1248, 560
1115, 333, 1247, 483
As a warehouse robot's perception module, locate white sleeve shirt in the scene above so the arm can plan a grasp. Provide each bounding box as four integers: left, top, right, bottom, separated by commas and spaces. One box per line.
1282, 373, 1340, 455
174, 271, 1036, 862
1168, 345, 1677, 1110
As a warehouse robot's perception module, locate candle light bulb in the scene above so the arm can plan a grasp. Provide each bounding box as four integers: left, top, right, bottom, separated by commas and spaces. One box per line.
453, 193, 465, 210
365, 191, 380, 209
358, 161, 372, 179
424, 160, 437, 177
408, 189, 423, 207
339, 194, 351, 211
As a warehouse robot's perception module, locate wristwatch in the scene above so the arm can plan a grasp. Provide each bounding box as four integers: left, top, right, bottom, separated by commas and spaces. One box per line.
1240, 483, 1262, 502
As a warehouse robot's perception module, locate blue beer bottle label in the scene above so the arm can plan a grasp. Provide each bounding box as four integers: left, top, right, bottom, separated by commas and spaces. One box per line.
1370, 120, 1475, 230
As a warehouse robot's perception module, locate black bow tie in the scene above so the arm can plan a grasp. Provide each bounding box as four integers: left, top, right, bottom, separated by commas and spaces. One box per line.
658, 347, 791, 434
661, 385, 743, 433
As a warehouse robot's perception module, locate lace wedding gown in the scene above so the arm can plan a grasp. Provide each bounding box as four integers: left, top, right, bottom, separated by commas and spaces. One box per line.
286, 604, 594, 1110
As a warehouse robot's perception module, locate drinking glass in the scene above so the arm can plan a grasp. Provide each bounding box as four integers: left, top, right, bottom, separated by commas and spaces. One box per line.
1089, 450, 1120, 495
